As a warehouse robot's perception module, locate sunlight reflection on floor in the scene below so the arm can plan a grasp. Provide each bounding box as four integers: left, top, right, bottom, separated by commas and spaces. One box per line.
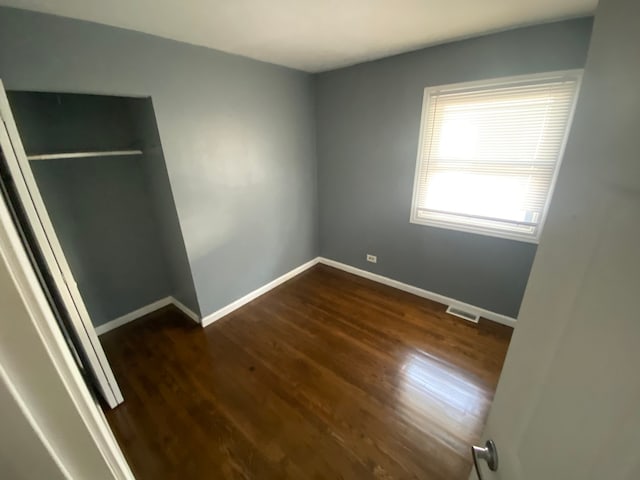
397, 351, 490, 439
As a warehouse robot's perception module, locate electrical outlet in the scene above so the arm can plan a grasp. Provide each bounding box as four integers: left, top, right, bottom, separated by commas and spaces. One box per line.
366, 254, 377, 263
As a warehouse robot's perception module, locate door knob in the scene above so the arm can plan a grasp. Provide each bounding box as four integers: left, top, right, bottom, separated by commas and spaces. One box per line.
471, 439, 498, 479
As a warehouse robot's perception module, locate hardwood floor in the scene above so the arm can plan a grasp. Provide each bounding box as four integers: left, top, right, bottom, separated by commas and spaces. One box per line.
101, 264, 512, 479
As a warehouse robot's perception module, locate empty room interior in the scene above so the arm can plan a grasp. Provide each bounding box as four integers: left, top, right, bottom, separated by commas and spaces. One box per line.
1, 1, 639, 479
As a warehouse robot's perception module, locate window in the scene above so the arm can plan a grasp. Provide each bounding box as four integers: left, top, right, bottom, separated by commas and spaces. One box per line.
410, 71, 581, 243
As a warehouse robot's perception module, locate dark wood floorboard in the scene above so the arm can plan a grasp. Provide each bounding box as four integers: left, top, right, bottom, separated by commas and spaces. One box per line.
101, 264, 512, 480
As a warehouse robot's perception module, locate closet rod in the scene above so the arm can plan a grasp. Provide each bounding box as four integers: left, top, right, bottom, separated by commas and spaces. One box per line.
27, 149, 143, 161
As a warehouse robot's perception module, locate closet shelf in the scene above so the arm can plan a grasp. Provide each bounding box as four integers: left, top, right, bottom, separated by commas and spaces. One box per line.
27, 149, 143, 161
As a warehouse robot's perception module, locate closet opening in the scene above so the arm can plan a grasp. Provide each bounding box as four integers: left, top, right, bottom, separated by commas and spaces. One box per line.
1, 89, 199, 408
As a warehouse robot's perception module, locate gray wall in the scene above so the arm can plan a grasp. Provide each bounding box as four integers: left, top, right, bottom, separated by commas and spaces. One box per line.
31, 156, 172, 327
0, 7, 318, 318
315, 18, 593, 317
8, 91, 176, 327
0, 7, 594, 320
129, 100, 200, 315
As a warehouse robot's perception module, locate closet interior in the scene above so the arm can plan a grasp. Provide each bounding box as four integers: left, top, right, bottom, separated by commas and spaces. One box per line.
6, 90, 198, 341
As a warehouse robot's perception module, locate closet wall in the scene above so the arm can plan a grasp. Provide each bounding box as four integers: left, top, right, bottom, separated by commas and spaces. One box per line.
127, 100, 200, 314
7, 91, 198, 327
0, 7, 318, 320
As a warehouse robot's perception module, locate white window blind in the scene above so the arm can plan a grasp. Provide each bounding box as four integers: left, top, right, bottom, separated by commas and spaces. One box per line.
410, 71, 581, 242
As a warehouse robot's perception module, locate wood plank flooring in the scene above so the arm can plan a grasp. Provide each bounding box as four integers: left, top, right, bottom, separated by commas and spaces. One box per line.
101, 264, 512, 480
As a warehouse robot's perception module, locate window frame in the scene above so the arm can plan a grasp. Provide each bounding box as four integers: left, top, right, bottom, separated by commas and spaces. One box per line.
409, 70, 583, 244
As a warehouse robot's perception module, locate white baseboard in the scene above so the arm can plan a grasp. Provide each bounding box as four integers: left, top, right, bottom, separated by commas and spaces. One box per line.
318, 257, 517, 328
168, 296, 200, 324
200, 255, 516, 329
133, 256, 515, 332
95, 297, 172, 335
201, 257, 321, 327
95, 296, 201, 335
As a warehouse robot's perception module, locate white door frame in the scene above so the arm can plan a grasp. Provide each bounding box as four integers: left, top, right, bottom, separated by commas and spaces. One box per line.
0, 155, 133, 478
0, 80, 123, 407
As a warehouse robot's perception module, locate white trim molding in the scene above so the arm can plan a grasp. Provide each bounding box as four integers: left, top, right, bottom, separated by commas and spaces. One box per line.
199, 256, 516, 329
0, 81, 123, 407
94, 297, 172, 335
318, 257, 517, 327
169, 296, 200, 324
201, 257, 321, 327
0, 362, 72, 478
95, 296, 201, 336
0, 170, 134, 478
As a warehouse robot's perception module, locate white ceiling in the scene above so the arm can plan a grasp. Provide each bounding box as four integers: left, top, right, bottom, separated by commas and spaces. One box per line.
0, 0, 597, 72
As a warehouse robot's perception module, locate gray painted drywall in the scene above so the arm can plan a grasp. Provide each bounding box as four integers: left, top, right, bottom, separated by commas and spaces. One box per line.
0, 7, 318, 318
128, 100, 200, 315
31, 156, 172, 326
315, 18, 593, 317
8, 91, 177, 327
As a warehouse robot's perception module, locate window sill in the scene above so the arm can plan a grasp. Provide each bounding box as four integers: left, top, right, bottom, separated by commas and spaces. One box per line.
409, 217, 541, 244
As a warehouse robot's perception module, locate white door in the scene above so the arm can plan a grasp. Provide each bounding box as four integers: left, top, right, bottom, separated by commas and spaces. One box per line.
0, 81, 123, 408
472, 0, 640, 478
